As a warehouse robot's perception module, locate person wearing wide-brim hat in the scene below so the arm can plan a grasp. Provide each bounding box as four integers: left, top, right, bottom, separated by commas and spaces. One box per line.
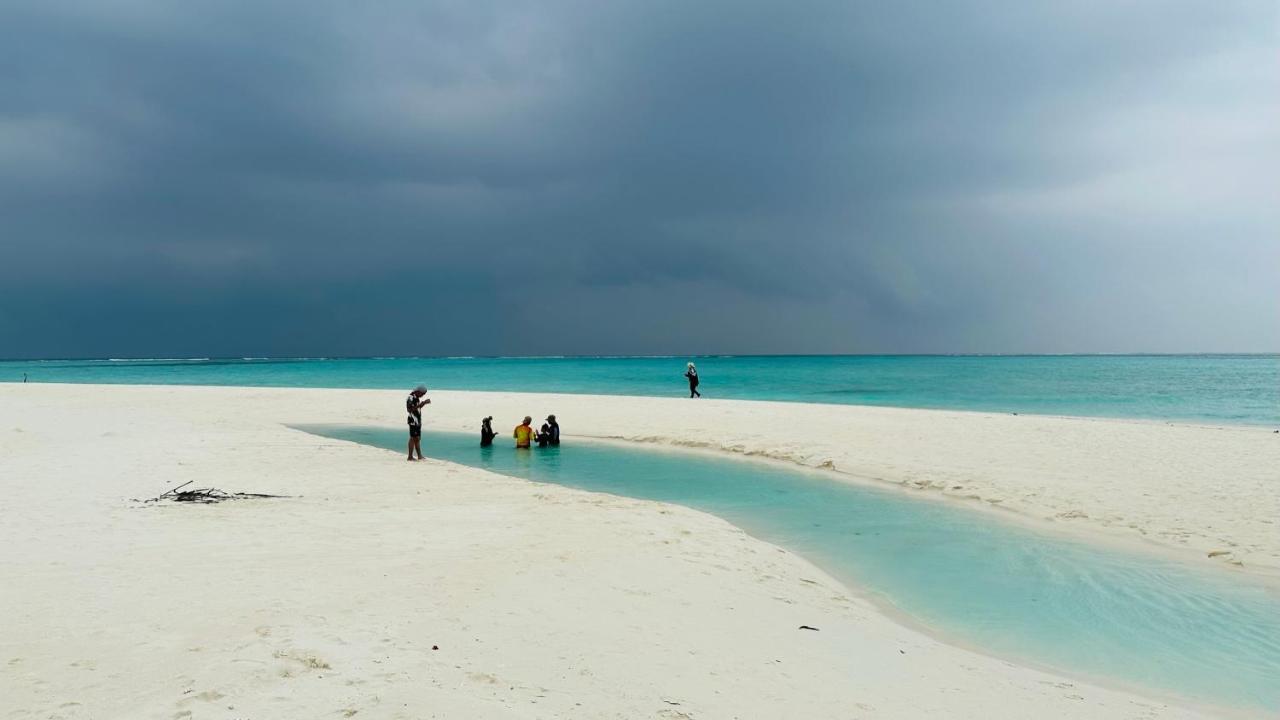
406, 384, 431, 460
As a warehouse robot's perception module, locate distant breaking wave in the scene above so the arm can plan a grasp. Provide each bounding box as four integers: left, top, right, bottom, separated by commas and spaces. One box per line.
108, 358, 211, 362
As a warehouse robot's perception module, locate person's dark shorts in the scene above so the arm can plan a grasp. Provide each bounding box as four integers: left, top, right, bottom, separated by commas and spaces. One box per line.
408, 424, 421, 438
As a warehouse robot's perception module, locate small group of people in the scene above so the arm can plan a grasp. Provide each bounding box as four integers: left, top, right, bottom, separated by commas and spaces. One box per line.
405, 384, 562, 460
505, 414, 559, 449
407, 360, 701, 459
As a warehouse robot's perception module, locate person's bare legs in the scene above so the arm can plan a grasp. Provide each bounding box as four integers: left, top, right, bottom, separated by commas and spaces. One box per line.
407, 436, 415, 461
412, 436, 425, 460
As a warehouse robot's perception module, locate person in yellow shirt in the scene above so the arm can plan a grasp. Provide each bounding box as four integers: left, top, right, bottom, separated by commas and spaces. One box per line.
514, 416, 536, 448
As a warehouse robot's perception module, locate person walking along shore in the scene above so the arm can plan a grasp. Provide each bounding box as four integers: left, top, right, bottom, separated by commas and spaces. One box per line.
685, 362, 701, 398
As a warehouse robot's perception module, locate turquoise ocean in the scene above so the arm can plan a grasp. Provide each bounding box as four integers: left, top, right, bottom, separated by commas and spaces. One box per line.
3, 354, 1277, 425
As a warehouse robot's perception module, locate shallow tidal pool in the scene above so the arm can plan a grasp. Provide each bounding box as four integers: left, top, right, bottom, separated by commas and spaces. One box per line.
300, 425, 1280, 713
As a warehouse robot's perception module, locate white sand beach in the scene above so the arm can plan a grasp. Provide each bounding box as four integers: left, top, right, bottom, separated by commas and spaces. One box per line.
3, 383, 1275, 719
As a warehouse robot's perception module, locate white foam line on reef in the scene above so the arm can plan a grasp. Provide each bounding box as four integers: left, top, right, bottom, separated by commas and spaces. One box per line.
106, 357, 212, 362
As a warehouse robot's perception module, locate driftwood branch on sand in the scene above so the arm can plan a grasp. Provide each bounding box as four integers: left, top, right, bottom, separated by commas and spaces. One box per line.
145, 481, 287, 504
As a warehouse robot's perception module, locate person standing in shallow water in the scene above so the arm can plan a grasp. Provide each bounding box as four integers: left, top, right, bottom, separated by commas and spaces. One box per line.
480, 416, 497, 447
513, 416, 536, 448
406, 385, 431, 461
684, 362, 701, 398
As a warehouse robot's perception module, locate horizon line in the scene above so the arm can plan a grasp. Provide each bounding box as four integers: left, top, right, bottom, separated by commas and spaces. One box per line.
3, 352, 1278, 363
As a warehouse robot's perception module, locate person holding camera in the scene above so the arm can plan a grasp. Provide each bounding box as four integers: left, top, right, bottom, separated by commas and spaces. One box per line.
406, 385, 431, 460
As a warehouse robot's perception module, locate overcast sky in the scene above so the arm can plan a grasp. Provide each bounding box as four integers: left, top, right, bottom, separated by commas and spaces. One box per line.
1, 1, 1276, 358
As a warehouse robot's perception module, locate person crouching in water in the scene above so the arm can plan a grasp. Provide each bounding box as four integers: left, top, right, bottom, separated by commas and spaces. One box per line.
544, 414, 560, 446
406, 385, 431, 461
514, 416, 536, 448
684, 362, 701, 398
480, 416, 496, 447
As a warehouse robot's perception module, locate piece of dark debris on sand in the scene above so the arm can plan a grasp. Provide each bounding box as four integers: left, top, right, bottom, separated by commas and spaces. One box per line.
142, 481, 289, 504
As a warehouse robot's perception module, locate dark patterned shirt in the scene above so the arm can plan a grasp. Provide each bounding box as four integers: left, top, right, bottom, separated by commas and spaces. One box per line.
406, 394, 422, 428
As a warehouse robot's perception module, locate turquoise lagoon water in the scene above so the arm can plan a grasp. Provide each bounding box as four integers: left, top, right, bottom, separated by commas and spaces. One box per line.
5, 354, 1278, 425
303, 426, 1280, 712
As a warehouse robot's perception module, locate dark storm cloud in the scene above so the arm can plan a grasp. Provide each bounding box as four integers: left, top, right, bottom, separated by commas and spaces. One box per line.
1, 0, 1276, 358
